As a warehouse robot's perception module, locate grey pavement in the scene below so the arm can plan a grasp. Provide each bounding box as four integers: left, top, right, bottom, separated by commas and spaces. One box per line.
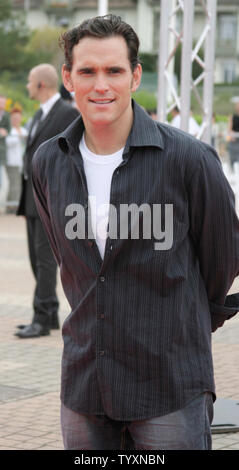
0, 214, 239, 450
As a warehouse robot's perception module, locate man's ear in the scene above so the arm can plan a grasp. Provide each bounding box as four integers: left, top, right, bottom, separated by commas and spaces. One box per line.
131, 63, 142, 93
62, 65, 74, 92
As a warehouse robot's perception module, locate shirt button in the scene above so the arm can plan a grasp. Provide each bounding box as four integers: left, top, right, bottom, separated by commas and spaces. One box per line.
99, 350, 105, 356
99, 276, 105, 282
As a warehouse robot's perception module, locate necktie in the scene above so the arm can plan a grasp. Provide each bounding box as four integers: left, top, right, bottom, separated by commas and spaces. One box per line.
23, 109, 43, 179
29, 108, 43, 141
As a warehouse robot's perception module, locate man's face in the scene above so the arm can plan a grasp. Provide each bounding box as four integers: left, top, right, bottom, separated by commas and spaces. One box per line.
27, 69, 40, 100
62, 35, 142, 128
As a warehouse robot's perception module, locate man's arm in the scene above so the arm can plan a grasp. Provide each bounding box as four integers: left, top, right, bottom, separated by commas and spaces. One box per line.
188, 145, 239, 332
31, 144, 61, 266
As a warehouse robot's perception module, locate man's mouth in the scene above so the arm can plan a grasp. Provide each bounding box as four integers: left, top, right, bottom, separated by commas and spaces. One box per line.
89, 99, 115, 104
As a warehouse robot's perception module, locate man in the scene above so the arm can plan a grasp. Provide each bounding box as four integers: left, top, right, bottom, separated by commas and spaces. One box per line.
170, 105, 201, 137
32, 16, 239, 449
0, 94, 10, 213
16, 64, 79, 339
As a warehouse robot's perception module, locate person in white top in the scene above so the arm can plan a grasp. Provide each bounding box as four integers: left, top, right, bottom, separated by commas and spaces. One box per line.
170, 106, 200, 138
6, 108, 28, 210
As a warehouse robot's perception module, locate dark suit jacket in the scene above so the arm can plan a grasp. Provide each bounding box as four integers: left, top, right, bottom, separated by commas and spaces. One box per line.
17, 97, 79, 217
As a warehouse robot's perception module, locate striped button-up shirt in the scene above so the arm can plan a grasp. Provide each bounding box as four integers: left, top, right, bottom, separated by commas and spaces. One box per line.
32, 101, 239, 420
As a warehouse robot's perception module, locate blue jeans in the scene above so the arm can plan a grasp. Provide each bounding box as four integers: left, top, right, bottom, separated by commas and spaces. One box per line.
61, 392, 213, 450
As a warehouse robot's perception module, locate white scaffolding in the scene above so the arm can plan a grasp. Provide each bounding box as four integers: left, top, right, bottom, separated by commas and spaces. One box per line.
98, 0, 109, 16
157, 0, 217, 144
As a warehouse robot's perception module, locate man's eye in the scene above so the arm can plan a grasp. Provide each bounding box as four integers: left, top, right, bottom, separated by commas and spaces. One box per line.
109, 68, 121, 74
80, 69, 94, 75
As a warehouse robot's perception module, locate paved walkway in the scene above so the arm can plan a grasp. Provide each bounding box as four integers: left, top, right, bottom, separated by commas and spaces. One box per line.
0, 214, 239, 450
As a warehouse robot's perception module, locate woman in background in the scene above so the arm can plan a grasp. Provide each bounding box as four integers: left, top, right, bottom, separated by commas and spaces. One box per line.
6, 107, 28, 212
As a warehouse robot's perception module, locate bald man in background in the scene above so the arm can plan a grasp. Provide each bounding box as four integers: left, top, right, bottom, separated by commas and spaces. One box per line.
16, 64, 79, 338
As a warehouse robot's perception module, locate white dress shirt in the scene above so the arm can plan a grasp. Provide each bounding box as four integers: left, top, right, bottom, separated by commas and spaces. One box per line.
40, 92, 61, 119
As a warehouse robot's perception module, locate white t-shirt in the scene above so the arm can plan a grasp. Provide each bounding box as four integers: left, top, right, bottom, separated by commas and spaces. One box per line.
6, 127, 28, 168
79, 133, 124, 258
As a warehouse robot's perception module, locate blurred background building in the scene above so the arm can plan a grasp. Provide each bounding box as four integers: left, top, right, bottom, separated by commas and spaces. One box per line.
0, 0, 238, 208
11, 0, 239, 84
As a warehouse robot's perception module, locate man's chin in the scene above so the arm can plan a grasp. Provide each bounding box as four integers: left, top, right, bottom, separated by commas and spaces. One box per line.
90, 116, 114, 127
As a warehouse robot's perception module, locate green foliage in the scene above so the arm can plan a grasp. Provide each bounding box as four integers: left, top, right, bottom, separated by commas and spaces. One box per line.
132, 88, 228, 123
214, 114, 228, 123
0, 0, 34, 73
139, 53, 158, 73
0, 0, 11, 19
24, 26, 65, 73
0, 2, 64, 75
191, 85, 238, 116
132, 90, 157, 111
174, 42, 204, 82
0, 1, 65, 122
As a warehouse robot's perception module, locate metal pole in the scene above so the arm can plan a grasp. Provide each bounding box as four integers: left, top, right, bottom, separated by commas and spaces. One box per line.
167, 0, 177, 104
201, 0, 217, 144
157, 0, 172, 123
180, 0, 195, 132
98, 0, 109, 16
24, 0, 30, 11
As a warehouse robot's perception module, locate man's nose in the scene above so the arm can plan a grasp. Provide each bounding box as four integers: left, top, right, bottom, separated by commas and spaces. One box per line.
94, 73, 109, 93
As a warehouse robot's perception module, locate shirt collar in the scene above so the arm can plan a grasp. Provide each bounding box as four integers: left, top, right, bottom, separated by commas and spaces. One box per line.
41, 92, 61, 119
58, 99, 164, 155
125, 100, 164, 152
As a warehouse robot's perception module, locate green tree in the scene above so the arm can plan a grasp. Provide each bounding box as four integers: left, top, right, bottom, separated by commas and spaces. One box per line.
24, 26, 65, 73
174, 42, 204, 83
0, 0, 33, 74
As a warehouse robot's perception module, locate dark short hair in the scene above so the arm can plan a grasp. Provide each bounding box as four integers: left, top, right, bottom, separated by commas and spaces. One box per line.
59, 14, 140, 72
59, 83, 73, 101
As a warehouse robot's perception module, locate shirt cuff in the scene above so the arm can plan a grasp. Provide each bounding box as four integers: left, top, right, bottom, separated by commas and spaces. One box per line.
209, 293, 239, 332
209, 292, 239, 317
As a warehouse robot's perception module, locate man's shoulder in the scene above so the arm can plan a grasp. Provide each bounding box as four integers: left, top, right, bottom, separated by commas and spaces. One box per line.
33, 113, 81, 167
154, 121, 222, 182
31, 134, 63, 184
33, 133, 62, 161
55, 98, 78, 116
158, 121, 216, 157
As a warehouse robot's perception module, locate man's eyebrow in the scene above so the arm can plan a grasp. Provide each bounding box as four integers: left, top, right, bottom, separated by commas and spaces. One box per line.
106, 66, 126, 71
76, 65, 127, 72
76, 67, 95, 72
